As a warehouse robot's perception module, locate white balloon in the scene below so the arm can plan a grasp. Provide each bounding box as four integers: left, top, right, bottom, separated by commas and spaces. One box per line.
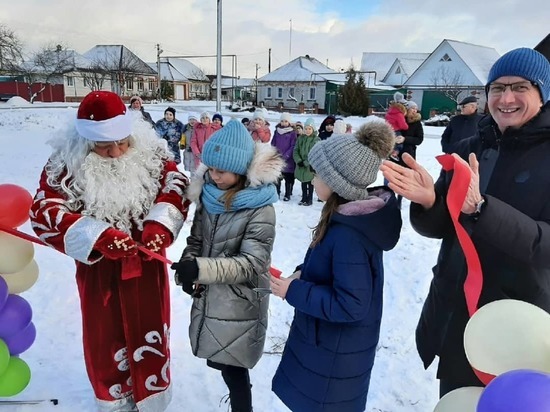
0, 259, 39, 294
433, 387, 483, 412
464, 299, 550, 376
0, 232, 34, 274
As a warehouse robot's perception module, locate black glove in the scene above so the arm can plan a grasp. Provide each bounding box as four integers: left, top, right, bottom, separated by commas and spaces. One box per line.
171, 259, 199, 284
181, 281, 195, 296
297, 161, 304, 167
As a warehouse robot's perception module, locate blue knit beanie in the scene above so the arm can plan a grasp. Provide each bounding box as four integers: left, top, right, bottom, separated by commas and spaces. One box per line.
486, 48, 550, 102
202, 119, 255, 176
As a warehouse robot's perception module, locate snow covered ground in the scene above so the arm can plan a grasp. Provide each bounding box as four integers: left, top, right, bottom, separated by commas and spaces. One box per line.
0, 100, 448, 411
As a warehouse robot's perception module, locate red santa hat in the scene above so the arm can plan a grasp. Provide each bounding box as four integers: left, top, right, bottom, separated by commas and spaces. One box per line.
75, 91, 132, 142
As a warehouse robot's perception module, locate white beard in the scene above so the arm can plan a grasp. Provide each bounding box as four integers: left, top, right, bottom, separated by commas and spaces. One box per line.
74, 148, 162, 234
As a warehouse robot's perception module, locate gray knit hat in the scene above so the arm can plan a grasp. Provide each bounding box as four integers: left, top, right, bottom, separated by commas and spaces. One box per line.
308, 117, 394, 200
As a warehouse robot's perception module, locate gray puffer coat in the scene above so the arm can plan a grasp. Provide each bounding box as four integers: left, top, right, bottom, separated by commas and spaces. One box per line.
180, 143, 284, 369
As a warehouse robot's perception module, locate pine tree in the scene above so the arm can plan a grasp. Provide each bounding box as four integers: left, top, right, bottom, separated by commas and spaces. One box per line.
338, 66, 370, 116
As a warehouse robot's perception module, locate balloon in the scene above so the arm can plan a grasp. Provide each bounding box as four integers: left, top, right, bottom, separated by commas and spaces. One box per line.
0, 356, 31, 397
477, 369, 550, 412
433, 387, 483, 412
0, 231, 34, 275
0, 339, 9, 376
464, 299, 550, 376
0, 295, 32, 339
0, 184, 33, 228
0, 277, 7, 312
1, 259, 39, 294
3, 322, 36, 356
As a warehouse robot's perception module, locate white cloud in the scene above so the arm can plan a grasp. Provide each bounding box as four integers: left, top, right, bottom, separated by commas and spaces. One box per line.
1, 0, 547, 78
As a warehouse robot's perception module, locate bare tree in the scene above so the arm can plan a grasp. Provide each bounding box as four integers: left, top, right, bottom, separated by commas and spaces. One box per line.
15, 43, 77, 102
430, 66, 465, 103
80, 63, 109, 91
84, 46, 155, 95
0, 24, 23, 74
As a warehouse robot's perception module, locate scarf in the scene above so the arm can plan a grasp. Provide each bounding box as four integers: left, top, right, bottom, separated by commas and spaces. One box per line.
201, 182, 279, 215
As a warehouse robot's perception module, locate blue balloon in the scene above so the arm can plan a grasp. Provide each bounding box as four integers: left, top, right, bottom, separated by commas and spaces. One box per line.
477, 369, 550, 412
0, 295, 32, 339
0, 277, 7, 312
4, 321, 36, 356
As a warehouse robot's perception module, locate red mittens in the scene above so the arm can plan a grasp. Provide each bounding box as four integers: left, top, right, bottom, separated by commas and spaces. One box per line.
141, 222, 173, 253
94, 228, 137, 260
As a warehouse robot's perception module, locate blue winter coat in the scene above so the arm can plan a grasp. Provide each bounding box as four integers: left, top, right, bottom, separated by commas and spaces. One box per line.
271, 125, 297, 173
272, 188, 402, 412
155, 119, 185, 164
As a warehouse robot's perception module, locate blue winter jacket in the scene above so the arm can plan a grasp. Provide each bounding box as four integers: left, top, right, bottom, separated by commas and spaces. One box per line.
272, 188, 402, 412
155, 119, 185, 164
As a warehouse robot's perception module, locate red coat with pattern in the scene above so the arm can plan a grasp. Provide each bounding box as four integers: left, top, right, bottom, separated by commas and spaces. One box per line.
30, 161, 189, 412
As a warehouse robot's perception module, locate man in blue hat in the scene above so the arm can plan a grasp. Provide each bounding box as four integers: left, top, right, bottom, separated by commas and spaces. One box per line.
441, 95, 485, 153
381, 47, 550, 396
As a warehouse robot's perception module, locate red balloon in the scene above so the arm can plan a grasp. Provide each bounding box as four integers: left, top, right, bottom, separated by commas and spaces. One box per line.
0, 184, 33, 228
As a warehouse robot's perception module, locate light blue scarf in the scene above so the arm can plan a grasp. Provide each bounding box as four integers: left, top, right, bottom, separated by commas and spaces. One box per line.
201, 182, 279, 215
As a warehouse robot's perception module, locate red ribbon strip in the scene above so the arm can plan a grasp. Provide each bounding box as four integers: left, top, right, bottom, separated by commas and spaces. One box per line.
436, 154, 493, 385
0, 223, 172, 265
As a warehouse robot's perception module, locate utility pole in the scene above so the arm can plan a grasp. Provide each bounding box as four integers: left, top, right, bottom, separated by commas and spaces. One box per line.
268, 48, 271, 73
156, 43, 163, 101
216, 0, 222, 112
255, 64, 260, 105
289, 19, 292, 61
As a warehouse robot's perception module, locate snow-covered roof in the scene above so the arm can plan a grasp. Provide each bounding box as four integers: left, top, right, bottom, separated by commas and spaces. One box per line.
83, 45, 156, 75
445, 40, 500, 84
403, 39, 500, 87
20, 49, 91, 73
147, 61, 188, 82
258, 56, 337, 82
160, 58, 209, 82
360, 52, 430, 82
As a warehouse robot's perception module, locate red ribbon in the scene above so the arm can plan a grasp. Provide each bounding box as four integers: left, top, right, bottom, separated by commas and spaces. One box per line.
436, 154, 494, 385
0, 223, 172, 265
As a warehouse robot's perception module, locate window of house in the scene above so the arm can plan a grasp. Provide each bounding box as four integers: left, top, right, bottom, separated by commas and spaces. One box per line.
395, 67, 401, 74
83, 78, 88, 87
440, 53, 452, 62
309, 87, 316, 100
277, 87, 283, 98
126, 79, 133, 91
66, 76, 74, 87
266, 87, 272, 98
137, 79, 144, 91
148, 79, 155, 91
289, 87, 295, 98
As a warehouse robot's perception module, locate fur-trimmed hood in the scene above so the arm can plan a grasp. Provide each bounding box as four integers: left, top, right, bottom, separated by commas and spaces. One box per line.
185, 142, 284, 203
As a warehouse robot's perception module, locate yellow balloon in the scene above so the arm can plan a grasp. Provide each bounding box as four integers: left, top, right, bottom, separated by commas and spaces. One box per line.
0, 232, 34, 275
434, 387, 483, 412
464, 299, 550, 376
0, 260, 39, 294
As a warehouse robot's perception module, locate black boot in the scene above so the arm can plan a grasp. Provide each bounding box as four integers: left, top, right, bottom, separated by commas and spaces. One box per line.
221, 366, 252, 412
283, 180, 292, 201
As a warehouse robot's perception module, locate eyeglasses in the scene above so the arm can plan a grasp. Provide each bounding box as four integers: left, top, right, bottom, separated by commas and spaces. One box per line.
94, 137, 130, 149
487, 81, 536, 97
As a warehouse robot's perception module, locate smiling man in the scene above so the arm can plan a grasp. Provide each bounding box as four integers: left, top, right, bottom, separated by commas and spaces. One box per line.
380, 47, 550, 397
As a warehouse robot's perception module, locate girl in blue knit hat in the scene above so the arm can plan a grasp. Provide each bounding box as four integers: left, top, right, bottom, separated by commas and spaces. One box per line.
171, 119, 284, 412
271, 118, 402, 412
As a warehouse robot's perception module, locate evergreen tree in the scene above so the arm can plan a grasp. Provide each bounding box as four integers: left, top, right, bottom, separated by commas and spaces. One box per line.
338, 66, 370, 116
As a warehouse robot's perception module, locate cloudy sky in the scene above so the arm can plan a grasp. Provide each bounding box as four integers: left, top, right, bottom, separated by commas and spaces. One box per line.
2, 0, 548, 78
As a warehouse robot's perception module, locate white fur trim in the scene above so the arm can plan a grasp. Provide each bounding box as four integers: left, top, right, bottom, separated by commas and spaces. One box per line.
143, 202, 184, 240
75, 112, 133, 142
64, 216, 111, 264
